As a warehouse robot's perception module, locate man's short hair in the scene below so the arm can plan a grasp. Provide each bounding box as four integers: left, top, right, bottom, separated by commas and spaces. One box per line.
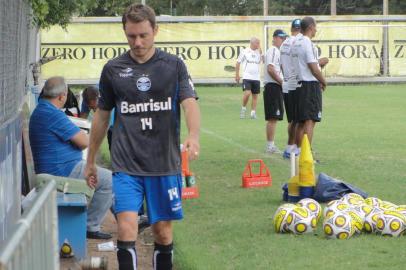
301, 17, 316, 32
122, 4, 156, 29
82, 86, 99, 104
41, 76, 67, 98
250, 37, 259, 44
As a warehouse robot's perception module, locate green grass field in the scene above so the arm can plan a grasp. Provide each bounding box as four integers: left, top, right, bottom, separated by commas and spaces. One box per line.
100, 84, 406, 270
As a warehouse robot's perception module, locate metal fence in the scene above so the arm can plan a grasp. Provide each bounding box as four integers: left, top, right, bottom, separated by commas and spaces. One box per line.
0, 181, 59, 270
0, 0, 37, 126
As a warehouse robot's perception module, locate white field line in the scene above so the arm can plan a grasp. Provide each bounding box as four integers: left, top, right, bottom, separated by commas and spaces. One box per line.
201, 128, 286, 164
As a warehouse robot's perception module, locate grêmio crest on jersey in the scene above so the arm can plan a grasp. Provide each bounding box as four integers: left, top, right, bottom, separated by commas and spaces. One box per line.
136, 75, 152, 92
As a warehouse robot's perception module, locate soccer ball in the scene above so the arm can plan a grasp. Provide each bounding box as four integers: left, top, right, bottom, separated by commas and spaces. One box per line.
365, 197, 382, 207
375, 210, 406, 237
297, 198, 322, 221
364, 207, 384, 233
273, 203, 297, 233
286, 206, 317, 234
348, 204, 373, 220
345, 209, 364, 235
379, 200, 398, 210
396, 205, 406, 218
341, 193, 365, 206
324, 200, 350, 219
323, 212, 355, 239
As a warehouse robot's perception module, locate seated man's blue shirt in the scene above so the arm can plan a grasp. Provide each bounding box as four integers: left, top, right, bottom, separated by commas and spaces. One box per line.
81, 99, 90, 114
29, 99, 83, 176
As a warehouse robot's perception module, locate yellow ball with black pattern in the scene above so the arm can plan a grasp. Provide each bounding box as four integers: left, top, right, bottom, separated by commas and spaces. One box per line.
341, 193, 365, 206
364, 207, 384, 233
273, 203, 297, 233
286, 206, 317, 234
376, 210, 406, 237
323, 212, 355, 240
297, 198, 322, 221
324, 200, 350, 219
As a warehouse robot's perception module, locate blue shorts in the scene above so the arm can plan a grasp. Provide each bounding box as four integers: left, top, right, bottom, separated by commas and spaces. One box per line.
112, 172, 183, 224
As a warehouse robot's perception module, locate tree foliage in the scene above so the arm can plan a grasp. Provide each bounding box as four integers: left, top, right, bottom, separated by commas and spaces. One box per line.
27, 0, 96, 28
27, 0, 406, 28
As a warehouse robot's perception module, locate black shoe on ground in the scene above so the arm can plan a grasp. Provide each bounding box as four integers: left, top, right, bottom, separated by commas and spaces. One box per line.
86, 231, 112, 239
138, 215, 150, 234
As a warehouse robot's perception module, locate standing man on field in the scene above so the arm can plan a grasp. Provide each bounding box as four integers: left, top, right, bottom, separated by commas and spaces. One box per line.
291, 17, 327, 149
235, 37, 262, 119
85, 4, 200, 270
279, 19, 301, 158
263, 30, 287, 154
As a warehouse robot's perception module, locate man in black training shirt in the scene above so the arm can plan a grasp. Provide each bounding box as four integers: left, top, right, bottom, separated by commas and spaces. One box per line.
85, 4, 200, 270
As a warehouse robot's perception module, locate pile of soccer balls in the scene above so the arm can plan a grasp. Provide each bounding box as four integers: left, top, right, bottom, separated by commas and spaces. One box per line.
273, 193, 406, 239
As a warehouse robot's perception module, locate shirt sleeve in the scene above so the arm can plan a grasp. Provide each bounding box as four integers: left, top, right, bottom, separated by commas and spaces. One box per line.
177, 59, 197, 102
237, 49, 245, 63
98, 64, 115, 111
49, 110, 81, 142
81, 99, 90, 114
266, 47, 278, 67
304, 38, 318, 64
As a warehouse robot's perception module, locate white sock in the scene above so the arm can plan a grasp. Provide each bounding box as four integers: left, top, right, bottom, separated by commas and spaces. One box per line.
241, 106, 246, 111
251, 110, 255, 115
286, 144, 293, 152
267, 141, 274, 148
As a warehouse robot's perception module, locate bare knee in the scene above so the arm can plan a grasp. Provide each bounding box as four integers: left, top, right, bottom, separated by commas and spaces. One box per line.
117, 212, 138, 241
152, 221, 173, 245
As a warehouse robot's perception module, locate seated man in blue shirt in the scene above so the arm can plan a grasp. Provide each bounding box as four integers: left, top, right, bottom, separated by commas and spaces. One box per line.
29, 76, 113, 239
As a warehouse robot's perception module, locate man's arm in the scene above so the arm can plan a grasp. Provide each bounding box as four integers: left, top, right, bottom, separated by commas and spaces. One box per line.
267, 65, 283, 85
70, 130, 89, 150
308, 63, 327, 91
318, 57, 329, 69
235, 62, 241, 83
85, 109, 111, 188
181, 98, 200, 160
79, 112, 89, 119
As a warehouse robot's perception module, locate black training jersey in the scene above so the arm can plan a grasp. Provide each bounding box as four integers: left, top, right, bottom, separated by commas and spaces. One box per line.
98, 49, 196, 176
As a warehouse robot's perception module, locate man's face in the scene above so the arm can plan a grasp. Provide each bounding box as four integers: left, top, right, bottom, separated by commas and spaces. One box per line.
124, 20, 158, 58
250, 40, 260, 50
59, 91, 67, 107
310, 23, 317, 38
273, 36, 284, 48
88, 99, 98, 111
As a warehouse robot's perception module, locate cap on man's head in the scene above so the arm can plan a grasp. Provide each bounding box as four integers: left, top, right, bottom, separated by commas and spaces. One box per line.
273, 29, 287, 38
291, 19, 301, 29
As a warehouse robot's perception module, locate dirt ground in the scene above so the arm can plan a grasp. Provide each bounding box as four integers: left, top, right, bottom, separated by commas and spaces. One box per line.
60, 212, 154, 270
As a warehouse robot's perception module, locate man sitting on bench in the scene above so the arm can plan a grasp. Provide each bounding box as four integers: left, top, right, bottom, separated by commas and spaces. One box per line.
29, 76, 112, 240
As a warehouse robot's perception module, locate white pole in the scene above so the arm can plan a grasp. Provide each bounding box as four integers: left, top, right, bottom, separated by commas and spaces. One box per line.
331, 0, 337, 15
290, 152, 295, 178
263, 0, 268, 16
383, 0, 389, 76
142, 0, 146, 5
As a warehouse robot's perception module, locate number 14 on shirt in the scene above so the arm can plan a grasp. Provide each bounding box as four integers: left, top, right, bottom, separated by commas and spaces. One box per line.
141, 117, 152, 130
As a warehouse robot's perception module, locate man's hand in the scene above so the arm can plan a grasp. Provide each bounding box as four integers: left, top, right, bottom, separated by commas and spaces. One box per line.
320, 81, 327, 91
235, 75, 240, 83
182, 135, 200, 161
319, 57, 329, 68
85, 163, 98, 189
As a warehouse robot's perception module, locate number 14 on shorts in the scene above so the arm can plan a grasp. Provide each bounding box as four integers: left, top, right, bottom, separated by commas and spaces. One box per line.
141, 117, 152, 130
